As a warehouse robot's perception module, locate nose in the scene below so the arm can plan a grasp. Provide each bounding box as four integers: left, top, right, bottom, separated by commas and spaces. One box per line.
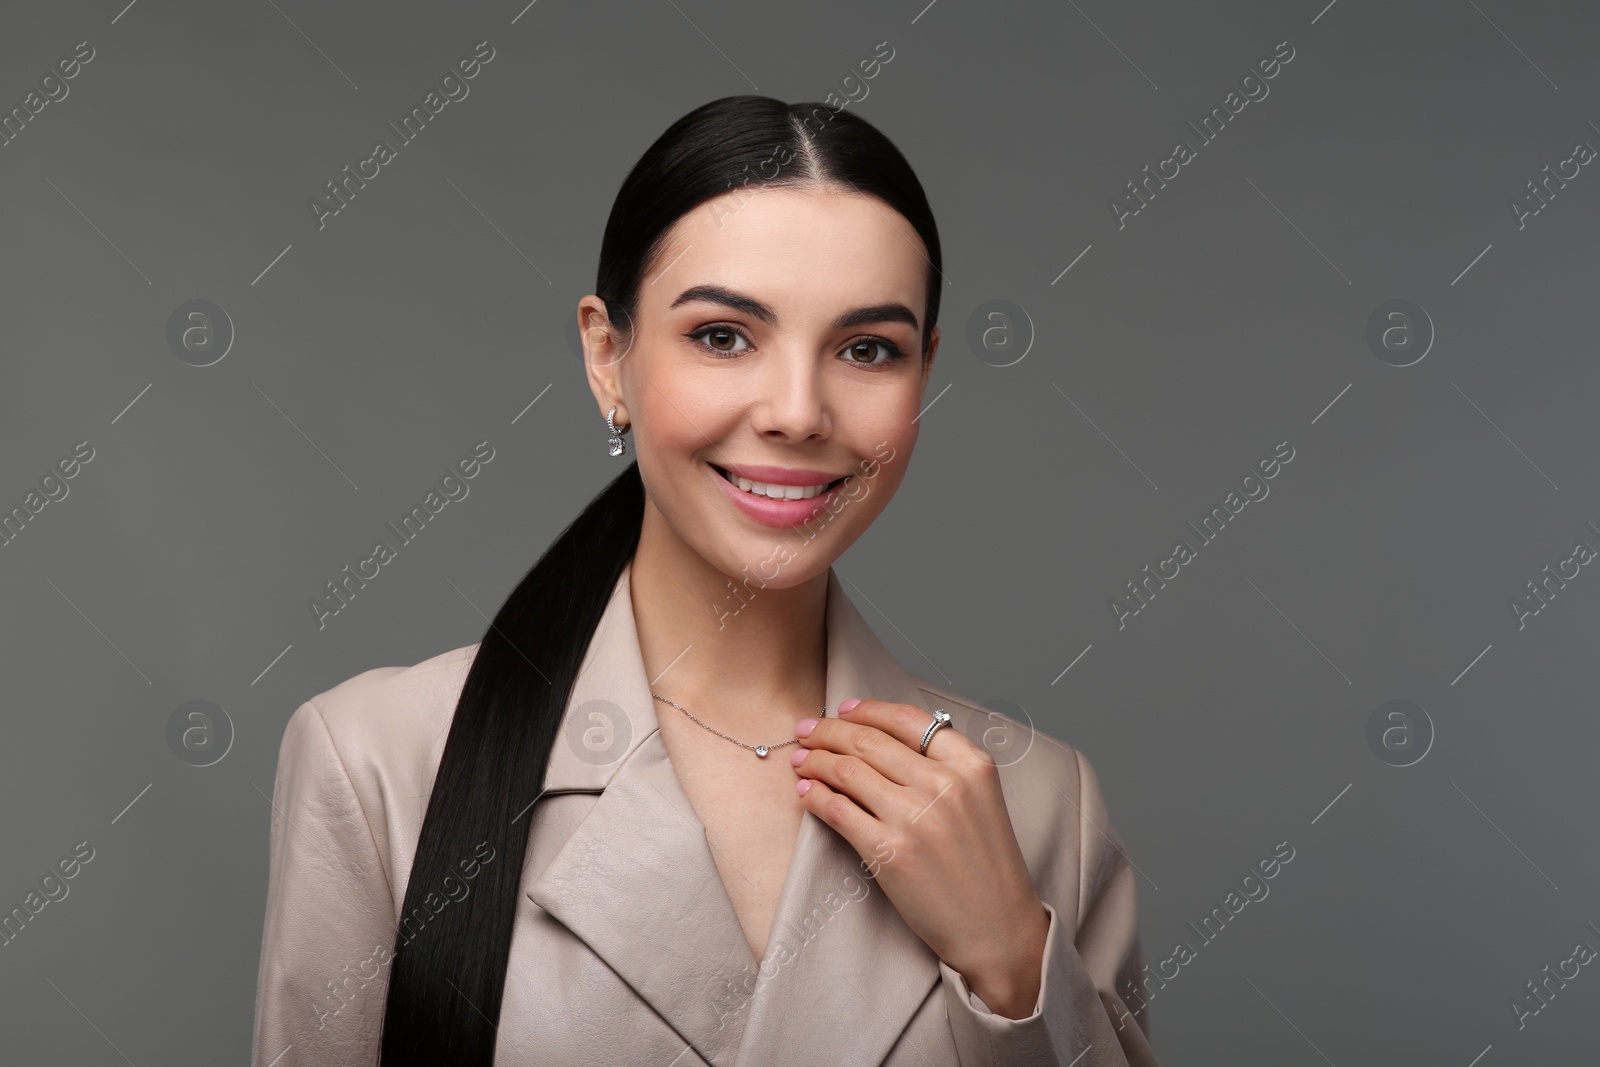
748, 352, 831, 441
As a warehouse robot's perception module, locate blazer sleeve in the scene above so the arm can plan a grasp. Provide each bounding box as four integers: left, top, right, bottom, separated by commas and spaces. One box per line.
935, 746, 1162, 1067
252, 700, 398, 1067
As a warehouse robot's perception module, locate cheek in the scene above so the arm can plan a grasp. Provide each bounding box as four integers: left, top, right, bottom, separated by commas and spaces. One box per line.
875, 413, 919, 470
630, 364, 722, 453
856, 462, 907, 511
842, 373, 922, 430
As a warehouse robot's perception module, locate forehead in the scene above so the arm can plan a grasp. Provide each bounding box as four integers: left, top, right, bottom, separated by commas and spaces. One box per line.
645, 187, 928, 322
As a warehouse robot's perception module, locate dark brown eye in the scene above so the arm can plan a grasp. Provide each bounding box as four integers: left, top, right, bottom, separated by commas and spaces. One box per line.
840, 338, 908, 367
686, 324, 752, 356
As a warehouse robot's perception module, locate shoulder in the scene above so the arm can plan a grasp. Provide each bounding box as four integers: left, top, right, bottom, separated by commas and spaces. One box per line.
280, 642, 479, 794
271, 644, 482, 895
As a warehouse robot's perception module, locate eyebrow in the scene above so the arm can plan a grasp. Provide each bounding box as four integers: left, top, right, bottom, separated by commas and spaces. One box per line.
668, 284, 920, 333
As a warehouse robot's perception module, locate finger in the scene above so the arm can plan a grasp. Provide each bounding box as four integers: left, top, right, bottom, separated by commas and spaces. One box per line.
795, 778, 880, 854
800, 714, 922, 786
836, 698, 968, 763
790, 744, 894, 817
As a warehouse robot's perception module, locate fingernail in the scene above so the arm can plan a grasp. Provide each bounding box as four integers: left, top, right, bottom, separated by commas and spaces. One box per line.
838, 698, 863, 715
796, 717, 818, 738
796, 779, 812, 797
790, 747, 809, 767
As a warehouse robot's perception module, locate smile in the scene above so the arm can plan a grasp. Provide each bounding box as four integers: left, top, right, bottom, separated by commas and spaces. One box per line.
708, 463, 852, 529
713, 466, 846, 500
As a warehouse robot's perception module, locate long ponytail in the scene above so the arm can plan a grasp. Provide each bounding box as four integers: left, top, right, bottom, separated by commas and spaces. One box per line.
376, 94, 942, 1064
376, 461, 643, 1060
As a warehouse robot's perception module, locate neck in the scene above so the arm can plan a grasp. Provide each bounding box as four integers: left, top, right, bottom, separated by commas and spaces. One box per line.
629, 502, 829, 736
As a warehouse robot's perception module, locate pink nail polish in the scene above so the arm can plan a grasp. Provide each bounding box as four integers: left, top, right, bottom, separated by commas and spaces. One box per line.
795, 717, 818, 738
790, 747, 809, 767
838, 698, 863, 715
796, 779, 812, 796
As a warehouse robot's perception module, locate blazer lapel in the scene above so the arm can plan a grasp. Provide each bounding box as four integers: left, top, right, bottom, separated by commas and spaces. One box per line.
527, 729, 757, 1066
525, 562, 756, 1067
527, 562, 944, 1067
729, 568, 943, 1067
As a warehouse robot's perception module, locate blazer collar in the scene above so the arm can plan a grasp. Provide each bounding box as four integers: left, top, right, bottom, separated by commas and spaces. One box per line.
527, 560, 945, 1067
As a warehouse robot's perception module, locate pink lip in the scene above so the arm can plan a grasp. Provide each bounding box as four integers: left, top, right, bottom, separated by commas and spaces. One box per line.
709, 462, 849, 529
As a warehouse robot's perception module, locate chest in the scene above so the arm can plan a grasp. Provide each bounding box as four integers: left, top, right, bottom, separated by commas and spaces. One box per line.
656, 723, 809, 965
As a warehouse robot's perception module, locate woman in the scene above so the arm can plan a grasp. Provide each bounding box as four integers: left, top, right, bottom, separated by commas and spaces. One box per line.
252, 95, 1160, 1067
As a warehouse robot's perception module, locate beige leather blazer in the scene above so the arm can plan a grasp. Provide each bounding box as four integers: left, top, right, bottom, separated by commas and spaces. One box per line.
251, 563, 1161, 1066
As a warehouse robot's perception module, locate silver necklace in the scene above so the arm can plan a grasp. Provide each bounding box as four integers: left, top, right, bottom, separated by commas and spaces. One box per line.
652, 693, 827, 758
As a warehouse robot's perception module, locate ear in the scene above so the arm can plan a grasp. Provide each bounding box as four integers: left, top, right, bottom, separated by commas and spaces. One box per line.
579, 295, 631, 425
920, 324, 939, 387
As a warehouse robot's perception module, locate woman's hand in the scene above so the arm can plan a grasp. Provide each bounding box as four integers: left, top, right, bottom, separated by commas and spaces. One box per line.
791, 698, 1050, 1019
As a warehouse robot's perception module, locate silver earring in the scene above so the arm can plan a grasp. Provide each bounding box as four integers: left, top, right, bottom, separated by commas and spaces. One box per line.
606, 406, 630, 457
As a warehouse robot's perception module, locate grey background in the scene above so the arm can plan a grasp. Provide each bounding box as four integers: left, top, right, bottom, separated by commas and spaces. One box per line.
2, 0, 1598, 1062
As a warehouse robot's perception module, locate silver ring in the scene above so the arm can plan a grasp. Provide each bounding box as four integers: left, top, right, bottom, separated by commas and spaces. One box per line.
918, 708, 953, 755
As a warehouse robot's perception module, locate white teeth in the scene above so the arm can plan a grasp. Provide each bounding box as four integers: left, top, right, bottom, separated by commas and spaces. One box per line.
720, 468, 836, 500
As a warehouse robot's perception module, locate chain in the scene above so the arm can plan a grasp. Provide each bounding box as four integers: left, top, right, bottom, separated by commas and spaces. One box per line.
651, 694, 828, 758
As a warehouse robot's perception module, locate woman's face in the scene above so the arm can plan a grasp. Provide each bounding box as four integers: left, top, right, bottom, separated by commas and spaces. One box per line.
582, 185, 938, 588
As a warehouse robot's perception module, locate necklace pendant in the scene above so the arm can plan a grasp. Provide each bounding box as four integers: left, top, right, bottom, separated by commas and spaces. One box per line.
754, 745, 771, 758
